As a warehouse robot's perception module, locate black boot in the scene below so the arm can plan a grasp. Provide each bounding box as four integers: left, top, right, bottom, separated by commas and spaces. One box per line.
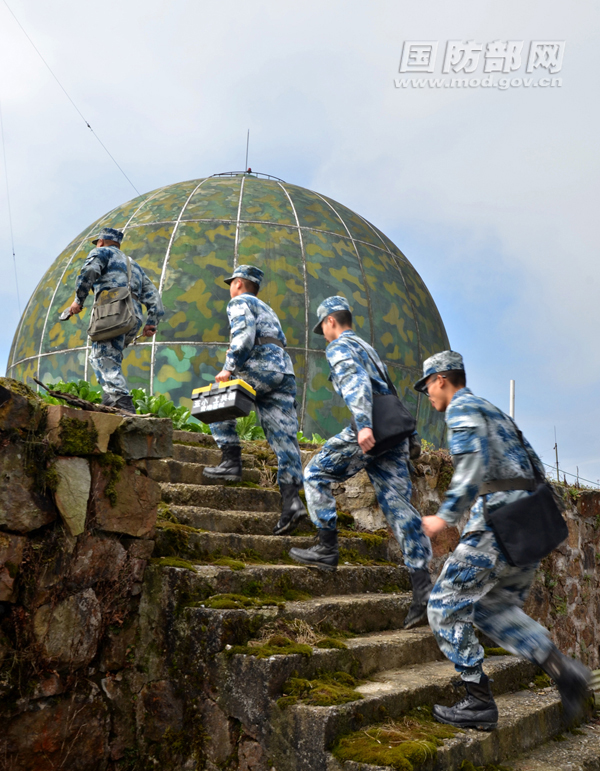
403, 568, 432, 629
541, 646, 592, 722
273, 483, 307, 535
115, 394, 136, 414
433, 673, 498, 731
289, 528, 339, 571
203, 445, 242, 482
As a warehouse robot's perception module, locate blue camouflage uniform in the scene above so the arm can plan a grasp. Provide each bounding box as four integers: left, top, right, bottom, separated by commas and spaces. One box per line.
303, 297, 432, 571
74, 228, 164, 400
210, 265, 303, 486
419, 351, 553, 683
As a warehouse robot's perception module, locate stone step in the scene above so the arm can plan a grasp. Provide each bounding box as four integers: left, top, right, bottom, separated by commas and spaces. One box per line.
509, 718, 600, 770
149, 563, 411, 603
166, 505, 290, 534
145, 458, 261, 485
173, 429, 217, 446
272, 656, 539, 771
159, 482, 280, 512
171, 443, 257, 468
326, 688, 571, 771
154, 528, 398, 564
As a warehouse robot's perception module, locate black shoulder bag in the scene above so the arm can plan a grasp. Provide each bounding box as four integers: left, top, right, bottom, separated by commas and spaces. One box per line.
482, 421, 568, 567
349, 338, 416, 456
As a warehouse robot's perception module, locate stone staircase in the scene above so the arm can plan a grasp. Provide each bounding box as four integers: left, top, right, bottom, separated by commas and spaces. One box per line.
144, 431, 599, 771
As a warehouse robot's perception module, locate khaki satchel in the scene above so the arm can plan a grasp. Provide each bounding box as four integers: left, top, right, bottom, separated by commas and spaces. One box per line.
87, 255, 139, 342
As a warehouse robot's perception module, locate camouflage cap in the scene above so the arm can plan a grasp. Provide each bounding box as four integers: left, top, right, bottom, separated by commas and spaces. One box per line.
91, 227, 124, 246
224, 264, 264, 288
313, 295, 351, 335
414, 350, 465, 393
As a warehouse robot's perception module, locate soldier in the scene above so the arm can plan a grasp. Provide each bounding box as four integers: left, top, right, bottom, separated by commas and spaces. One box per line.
69, 227, 163, 413
203, 265, 306, 535
289, 297, 433, 630
417, 351, 591, 730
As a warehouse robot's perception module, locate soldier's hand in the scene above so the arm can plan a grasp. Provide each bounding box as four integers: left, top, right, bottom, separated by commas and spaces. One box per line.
69, 301, 82, 315
215, 369, 232, 383
422, 515, 448, 538
357, 427, 376, 453
142, 325, 157, 337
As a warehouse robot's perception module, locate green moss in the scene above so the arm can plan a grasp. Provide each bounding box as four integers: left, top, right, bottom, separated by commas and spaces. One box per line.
58, 415, 98, 454
150, 556, 197, 572
553, 734, 567, 742
437, 457, 454, 494
483, 646, 511, 657
278, 670, 362, 708
332, 706, 459, 770
381, 584, 403, 594
315, 638, 348, 649
227, 635, 313, 659
97, 451, 125, 506
338, 548, 394, 566
212, 557, 246, 570
532, 672, 553, 688
337, 510, 356, 529
338, 530, 386, 548
200, 593, 280, 610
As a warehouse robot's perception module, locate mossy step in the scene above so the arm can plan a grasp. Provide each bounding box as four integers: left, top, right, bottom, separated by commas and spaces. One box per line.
273, 656, 540, 769
154, 528, 397, 565
280, 594, 415, 636
172, 443, 256, 468
147, 562, 411, 602
145, 458, 261, 485
327, 689, 573, 771
159, 482, 280, 511
509, 717, 600, 770
166, 505, 284, 535
218, 628, 443, 695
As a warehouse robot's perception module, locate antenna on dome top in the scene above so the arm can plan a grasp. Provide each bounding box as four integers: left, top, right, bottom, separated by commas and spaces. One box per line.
245, 130, 250, 171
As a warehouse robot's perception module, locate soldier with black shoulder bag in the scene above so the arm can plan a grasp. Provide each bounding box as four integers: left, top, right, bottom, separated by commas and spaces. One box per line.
416, 350, 591, 733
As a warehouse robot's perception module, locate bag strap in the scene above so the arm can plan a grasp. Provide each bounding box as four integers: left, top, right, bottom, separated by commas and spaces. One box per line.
349, 336, 398, 397
507, 417, 545, 485
126, 254, 132, 290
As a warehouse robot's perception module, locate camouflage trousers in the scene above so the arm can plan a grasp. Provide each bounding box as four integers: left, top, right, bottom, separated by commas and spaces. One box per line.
210, 371, 303, 486
303, 427, 432, 570
89, 331, 135, 398
428, 530, 553, 682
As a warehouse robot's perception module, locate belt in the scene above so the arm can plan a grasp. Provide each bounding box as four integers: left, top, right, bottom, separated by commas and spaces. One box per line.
479, 478, 536, 495
256, 336, 285, 349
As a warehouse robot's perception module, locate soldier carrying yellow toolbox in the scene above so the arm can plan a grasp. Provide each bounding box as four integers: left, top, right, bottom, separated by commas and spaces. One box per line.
201, 265, 306, 536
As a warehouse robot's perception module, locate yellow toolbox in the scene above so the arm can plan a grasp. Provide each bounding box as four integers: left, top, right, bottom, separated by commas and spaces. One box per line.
191, 379, 256, 424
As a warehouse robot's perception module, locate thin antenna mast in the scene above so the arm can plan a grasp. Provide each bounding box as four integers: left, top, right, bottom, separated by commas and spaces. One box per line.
0, 98, 20, 314
245, 130, 250, 170
554, 427, 559, 483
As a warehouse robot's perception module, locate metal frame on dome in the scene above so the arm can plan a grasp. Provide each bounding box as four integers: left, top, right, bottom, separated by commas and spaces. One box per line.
210, 171, 286, 182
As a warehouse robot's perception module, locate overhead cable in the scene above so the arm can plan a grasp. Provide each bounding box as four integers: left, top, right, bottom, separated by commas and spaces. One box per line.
0, 98, 20, 314
1, 0, 139, 196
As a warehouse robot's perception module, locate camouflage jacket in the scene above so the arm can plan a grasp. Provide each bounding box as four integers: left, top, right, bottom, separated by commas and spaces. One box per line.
74, 246, 164, 327
224, 294, 294, 376
326, 330, 394, 433
438, 387, 545, 534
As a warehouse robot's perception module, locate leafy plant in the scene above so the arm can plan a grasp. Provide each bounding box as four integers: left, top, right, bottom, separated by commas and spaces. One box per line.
38, 379, 102, 405
297, 430, 327, 445
236, 411, 266, 441
130, 388, 209, 432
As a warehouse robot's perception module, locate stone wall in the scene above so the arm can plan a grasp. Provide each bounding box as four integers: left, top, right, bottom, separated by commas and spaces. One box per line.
0, 379, 173, 770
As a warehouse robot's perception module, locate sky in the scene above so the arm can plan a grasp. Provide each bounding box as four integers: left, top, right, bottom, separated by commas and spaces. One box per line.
0, 0, 598, 482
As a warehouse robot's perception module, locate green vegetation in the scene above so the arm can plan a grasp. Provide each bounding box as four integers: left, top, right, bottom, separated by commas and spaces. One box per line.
339, 548, 394, 567
315, 638, 348, 649
483, 646, 511, 657
38, 378, 102, 405
279, 670, 363, 708
296, 430, 327, 445
332, 706, 459, 770
199, 593, 280, 610
212, 557, 246, 571
131, 388, 208, 432
227, 635, 313, 659
235, 411, 266, 441
58, 415, 98, 454
150, 556, 198, 572
97, 452, 125, 506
